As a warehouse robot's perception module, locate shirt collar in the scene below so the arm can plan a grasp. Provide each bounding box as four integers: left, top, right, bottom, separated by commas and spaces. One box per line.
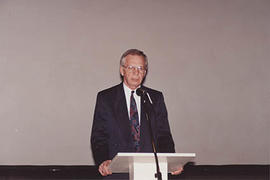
123, 83, 140, 96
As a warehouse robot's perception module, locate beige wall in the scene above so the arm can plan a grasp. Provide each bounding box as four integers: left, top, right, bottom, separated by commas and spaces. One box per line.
0, 0, 269, 165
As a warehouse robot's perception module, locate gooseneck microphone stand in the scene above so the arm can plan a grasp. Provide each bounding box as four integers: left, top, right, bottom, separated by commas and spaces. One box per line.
145, 112, 162, 180
137, 88, 162, 180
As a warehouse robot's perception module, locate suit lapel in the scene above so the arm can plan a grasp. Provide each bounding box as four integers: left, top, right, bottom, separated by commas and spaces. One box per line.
139, 85, 155, 152
139, 100, 147, 149
114, 84, 132, 143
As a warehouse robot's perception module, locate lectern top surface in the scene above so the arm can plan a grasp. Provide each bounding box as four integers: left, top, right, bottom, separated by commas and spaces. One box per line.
116, 152, 196, 157
109, 152, 196, 174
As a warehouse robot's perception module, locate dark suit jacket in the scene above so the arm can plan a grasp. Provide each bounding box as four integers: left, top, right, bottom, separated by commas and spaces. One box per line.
91, 83, 175, 165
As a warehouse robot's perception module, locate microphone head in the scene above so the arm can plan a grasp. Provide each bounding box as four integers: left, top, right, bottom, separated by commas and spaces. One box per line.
136, 87, 146, 97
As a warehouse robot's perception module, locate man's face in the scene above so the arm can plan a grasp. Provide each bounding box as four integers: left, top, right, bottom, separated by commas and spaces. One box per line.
120, 54, 146, 90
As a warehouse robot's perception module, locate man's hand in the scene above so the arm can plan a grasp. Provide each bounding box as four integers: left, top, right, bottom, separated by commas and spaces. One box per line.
99, 160, 112, 176
171, 166, 184, 175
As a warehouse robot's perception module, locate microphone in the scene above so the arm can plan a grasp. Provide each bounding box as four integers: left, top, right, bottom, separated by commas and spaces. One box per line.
136, 87, 147, 97
136, 87, 153, 104
136, 87, 161, 179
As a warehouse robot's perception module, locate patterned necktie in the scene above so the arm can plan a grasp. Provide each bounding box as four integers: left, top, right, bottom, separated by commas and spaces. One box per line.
130, 91, 140, 152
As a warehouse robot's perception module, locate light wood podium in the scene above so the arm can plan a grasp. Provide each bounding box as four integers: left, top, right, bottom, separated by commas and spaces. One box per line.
109, 153, 196, 180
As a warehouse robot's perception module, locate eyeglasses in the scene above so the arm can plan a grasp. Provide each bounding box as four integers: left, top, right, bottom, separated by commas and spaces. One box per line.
122, 65, 146, 74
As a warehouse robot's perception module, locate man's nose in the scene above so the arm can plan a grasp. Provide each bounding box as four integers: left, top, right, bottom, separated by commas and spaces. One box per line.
133, 68, 140, 74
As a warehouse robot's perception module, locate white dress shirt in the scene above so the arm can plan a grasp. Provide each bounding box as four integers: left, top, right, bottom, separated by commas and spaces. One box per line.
123, 83, 141, 124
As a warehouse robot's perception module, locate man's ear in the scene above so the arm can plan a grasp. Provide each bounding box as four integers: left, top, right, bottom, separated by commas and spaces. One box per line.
143, 70, 147, 78
120, 66, 124, 76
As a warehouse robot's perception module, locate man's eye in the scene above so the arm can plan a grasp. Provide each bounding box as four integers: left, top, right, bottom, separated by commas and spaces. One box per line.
127, 66, 134, 70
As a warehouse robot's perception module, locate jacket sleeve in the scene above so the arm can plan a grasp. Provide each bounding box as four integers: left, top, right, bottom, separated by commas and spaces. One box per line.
155, 92, 175, 153
90, 92, 110, 165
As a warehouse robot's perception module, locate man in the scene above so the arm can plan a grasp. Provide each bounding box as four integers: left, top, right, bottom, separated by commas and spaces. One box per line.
91, 49, 182, 178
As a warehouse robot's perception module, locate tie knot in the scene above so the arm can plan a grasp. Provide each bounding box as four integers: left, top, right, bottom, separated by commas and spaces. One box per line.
131, 91, 135, 95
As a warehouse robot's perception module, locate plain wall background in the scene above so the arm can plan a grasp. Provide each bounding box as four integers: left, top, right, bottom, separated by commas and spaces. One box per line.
0, 0, 269, 165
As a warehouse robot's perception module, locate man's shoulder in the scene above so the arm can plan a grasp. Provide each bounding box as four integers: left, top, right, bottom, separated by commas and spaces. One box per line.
142, 85, 162, 95
96, 83, 163, 97
97, 83, 122, 96
141, 86, 165, 104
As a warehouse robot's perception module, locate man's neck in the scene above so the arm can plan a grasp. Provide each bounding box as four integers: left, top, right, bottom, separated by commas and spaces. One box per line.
123, 82, 140, 91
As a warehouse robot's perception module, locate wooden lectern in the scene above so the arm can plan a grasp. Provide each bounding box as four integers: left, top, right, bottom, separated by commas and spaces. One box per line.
109, 153, 196, 180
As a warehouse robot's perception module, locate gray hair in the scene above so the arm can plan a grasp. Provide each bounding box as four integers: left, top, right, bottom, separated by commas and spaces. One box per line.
120, 49, 148, 70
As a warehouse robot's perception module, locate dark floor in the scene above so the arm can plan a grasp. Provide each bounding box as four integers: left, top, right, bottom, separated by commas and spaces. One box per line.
0, 165, 269, 180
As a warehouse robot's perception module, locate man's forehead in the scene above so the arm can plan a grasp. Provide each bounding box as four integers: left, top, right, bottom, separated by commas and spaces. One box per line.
125, 55, 145, 64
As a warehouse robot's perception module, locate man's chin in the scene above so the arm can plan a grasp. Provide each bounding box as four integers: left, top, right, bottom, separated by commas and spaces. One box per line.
130, 84, 140, 90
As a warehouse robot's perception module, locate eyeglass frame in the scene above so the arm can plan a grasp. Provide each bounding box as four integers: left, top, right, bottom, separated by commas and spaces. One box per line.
121, 65, 147, 74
